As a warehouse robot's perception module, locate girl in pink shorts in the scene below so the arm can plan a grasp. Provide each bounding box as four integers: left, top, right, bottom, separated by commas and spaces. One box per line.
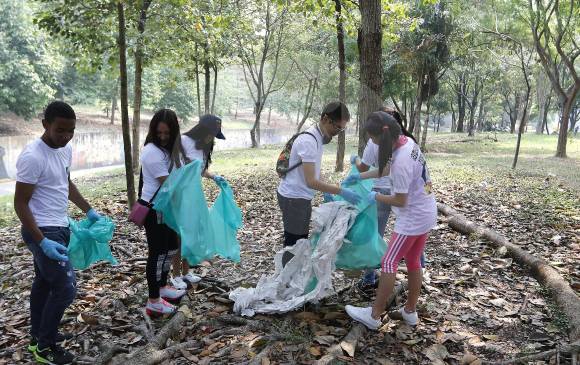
345, 111, 437, 330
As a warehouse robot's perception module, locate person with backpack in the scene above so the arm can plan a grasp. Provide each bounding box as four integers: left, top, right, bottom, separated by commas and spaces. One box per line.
139, 109, 187, 316
347, 107, 425, 293
14, 101, 104, 364
169, 114, 227, 290
276, 101, 361, 265
345, 111, 436, 330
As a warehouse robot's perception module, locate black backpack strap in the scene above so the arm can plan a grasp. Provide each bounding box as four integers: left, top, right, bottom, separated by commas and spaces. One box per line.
140, 160, 174, 203
285, 132, 318, 174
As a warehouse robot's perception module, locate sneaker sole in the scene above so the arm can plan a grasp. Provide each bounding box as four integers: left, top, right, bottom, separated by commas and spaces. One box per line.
146, 308, 176, 318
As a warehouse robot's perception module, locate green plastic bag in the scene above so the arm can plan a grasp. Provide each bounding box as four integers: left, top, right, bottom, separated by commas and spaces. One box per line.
208, 180, 242, 262
68, 216, 117, 270
153, 160, 214, 266
328, 164, 387, 270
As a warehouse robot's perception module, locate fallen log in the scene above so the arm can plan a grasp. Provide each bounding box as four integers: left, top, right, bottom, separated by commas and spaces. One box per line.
438, 203, 580, 341
485, 340, 580, 365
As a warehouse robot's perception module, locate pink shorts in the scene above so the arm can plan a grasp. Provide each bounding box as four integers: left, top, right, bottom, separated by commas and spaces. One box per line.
381, 232, 429, 273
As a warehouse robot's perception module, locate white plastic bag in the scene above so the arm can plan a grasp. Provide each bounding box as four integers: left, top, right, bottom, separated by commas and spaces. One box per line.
229, 202, 357, 316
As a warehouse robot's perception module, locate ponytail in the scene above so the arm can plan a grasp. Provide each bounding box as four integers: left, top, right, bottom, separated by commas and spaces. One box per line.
365, 111, 401, 176
379, 106, 417, 143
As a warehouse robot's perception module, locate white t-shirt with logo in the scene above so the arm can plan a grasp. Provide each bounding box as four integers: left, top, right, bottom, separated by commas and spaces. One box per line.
16, 139, 72, 227
277, 126, 324, 200
390, 137, 437, 236
181, 135, 206, 171
361, 141, 391, 190
140, 143, 171, 202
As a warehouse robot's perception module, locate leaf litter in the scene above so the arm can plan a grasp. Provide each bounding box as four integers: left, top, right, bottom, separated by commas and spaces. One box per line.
0, 161, 577, 364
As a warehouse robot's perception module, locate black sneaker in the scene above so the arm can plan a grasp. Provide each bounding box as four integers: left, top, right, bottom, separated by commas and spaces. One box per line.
34, 344, 74, 365
28, 333, 74, 353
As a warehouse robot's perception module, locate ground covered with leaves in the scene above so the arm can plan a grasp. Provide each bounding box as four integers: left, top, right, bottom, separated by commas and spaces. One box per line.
1, 136, 579, 364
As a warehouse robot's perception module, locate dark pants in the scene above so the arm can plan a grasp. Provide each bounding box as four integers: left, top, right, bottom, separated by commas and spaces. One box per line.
277, 192, 312, 247
144, 209, 179, 298
22, 226, 76, 349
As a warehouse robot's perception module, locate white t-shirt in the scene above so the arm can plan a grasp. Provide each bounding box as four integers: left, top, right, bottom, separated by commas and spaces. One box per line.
277, 126, 324, 200
390, 137, 437, 236
181, 135, 206, 171
140, 143, 172, 202
16, 139, 72, 227
361, 141, 391, 190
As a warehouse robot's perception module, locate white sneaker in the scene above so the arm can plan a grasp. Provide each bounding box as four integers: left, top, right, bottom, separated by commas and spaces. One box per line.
170, 276, 187, 290
345, 305, 381, 330
388, 307, 419, 326
182, 272, 201, 284
146, 298, 176, 316
160, 286, 186, 300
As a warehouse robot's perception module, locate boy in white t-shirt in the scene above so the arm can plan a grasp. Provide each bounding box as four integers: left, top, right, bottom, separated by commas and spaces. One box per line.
277, 101, 361, 265
14, 101, 103, 365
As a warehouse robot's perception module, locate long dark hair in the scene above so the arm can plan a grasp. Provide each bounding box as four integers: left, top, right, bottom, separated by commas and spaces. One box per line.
183, 124, 214, 170
144, 109, 184, 168
380, 106, 417, 143
365, 111, 402, 175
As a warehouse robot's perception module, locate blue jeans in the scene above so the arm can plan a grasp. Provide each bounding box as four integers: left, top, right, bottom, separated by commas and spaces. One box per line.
22, 226, 76, 349
361, 188, 427, 285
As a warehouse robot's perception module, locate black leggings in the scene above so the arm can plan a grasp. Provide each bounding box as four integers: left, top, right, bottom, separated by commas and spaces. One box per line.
144, 209, 179, 298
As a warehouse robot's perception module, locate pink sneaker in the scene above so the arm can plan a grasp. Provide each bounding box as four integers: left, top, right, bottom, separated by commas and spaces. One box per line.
146, 298, 176, 317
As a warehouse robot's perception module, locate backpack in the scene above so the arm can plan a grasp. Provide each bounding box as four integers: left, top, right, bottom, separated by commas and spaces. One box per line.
276, 132, 317, 178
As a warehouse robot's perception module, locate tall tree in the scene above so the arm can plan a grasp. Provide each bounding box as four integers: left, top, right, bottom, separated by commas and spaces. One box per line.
334, 0, 347, 171
357, 0, 382, 156
131, 0, 153, 171
528, 0, 579, 158
117, 1, 136, 208
236, 0, 289, 148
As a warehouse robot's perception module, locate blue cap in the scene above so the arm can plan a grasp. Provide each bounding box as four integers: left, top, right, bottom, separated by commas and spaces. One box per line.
199, 114, 225, 140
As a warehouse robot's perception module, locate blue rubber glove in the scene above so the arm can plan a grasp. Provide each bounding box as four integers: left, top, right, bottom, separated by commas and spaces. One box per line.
213, 175, 226, 184
86, 208, 102, 222
367, 191, 378, 204
339, 188, 362, 205
323, 193, 334, 203
342, 172, 361, 186
350, 155, 359, 165
40, 238, 69, 261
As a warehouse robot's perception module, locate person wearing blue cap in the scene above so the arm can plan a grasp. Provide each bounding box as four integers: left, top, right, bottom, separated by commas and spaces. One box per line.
169, 114, 227, 289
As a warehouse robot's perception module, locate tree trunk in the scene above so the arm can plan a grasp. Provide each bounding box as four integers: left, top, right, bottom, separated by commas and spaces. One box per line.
211, 64, 218, 114
438, 203, 580, 342
456, 82, 466, 132
556, 95, 575, 158
510, 94, 521, 134
476, 94, 485, 132
450, 101, 456, 132
250, 101, 264, 148
234, 99, 238, 119
436, 114, 441, 132
267, 104, 272, 125
297, 79, 317, 133
195, 44, 201, 118
204, 55, 210, 115
335, 0, 347, 172
420, 96, 430, 150
357, 0, 383, 157
117, 2, 136, 209
131, 0, 151, 172
110, 78, 119, 125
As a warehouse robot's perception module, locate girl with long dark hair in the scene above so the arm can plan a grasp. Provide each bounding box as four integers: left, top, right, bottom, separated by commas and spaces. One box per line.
347, 106, 423, 292
345, 111, 436, 330
168, 114, 226, 289
140, 109, 187, 316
